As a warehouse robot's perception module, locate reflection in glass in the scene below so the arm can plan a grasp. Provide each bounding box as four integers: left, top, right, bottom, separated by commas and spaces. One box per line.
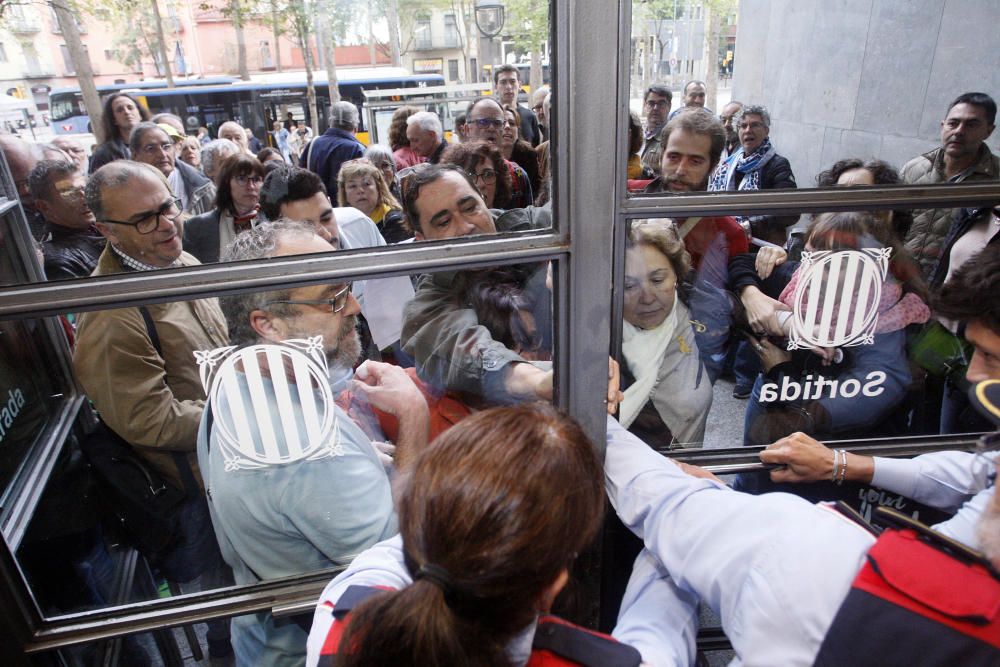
11, 218, 555, 661
619, 220, 733, 450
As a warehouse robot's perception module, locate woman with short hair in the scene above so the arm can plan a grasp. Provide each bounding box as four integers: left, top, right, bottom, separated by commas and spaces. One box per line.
183, 154, 268, 263
337, 159, 410, 244
441, 140, 513, 210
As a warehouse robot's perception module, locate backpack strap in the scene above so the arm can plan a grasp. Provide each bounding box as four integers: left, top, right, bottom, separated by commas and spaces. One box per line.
137, 305, 201, 498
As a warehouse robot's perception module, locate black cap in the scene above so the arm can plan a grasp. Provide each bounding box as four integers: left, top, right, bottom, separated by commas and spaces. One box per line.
968, 379, 1000, 428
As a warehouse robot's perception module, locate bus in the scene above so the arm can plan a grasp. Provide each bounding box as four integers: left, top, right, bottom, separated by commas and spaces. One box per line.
124, 67, 445, 145
48, 76, 239, 135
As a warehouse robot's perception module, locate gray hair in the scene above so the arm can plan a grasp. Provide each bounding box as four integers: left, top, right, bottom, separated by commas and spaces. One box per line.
128, 121, 168, 155
737, 105, 771, 129
28, 159, 77, 203
406, 111, 443, 139
201, 138, 240, 178
85, 161, 165, 221
364, 144, 395, 173
329, 101, 359, 131
220, 219, 324, 346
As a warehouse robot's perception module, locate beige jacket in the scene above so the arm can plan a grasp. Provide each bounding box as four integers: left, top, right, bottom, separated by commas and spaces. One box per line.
73, 247, 228, 489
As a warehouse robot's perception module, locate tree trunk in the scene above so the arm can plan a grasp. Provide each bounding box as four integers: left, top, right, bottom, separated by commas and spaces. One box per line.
233, 0, 251, 80
149, 0, 175, 86
529, 49, 542, 96
51, 1, 105, 140
386, 0, 402, 67
303, 36, 319, 135
271, 0, 283, 72
704, 4, 722, 112
319, 6, 340, 104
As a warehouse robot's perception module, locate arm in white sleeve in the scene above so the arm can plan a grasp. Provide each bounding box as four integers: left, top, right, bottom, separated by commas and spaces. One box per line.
604, 416, 874, 666
871, 451, 992, 513
613, 549, 698, 667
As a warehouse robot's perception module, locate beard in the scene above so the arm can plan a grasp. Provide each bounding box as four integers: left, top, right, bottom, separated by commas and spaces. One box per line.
976, 493, 1000, 572
663, 173, 709, 192
327, 315, 361, 371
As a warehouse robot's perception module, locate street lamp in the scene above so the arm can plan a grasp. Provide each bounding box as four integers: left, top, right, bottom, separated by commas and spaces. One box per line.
475, 0, 505, 39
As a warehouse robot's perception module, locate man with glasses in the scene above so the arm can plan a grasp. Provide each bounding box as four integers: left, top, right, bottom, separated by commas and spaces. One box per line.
27, 159, 104, 280
493, 64, 541, 147
605, 245, 1000, 665
639, 85, 673, 176
130, 122, 216, 216
73, 160, 233, 662
464, 97, 534, 207
198, 219, 427, 665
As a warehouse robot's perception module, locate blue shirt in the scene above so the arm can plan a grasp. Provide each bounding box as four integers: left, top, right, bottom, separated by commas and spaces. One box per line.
300, 127, 365, 195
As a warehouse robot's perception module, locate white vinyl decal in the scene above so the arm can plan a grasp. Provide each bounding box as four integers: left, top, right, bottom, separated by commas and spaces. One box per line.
195, 336, 343, 470
786, 248, 891, 351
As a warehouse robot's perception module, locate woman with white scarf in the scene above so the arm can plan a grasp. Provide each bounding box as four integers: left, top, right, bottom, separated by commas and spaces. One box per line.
619, 220, 725, 449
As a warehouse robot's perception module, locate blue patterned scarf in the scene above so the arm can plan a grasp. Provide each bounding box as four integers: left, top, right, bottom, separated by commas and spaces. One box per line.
708, 138, 774, 192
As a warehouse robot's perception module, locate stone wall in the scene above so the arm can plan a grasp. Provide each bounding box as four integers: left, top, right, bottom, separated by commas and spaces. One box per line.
732, 0, 1000, 186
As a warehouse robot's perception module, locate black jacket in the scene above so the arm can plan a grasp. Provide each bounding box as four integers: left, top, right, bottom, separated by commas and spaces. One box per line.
42, 223, 106, 280
90, 137, 130, 172
929, 206, 1000, 289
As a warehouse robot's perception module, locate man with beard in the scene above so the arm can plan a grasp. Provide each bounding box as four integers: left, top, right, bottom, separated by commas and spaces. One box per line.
199, 219, 429, 665
903, 92, 998, 279
643, 110, 748, 288
28, 159, 105, 280
604, 244, 1000, 666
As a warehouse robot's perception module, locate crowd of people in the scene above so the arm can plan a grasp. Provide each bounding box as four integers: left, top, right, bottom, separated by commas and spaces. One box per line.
1, 65, 998, 666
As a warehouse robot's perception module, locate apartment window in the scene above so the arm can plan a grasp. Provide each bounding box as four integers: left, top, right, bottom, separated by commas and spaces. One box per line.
448, 58, 460, 81
415, 16, 432, 50
444, 13, 459, 48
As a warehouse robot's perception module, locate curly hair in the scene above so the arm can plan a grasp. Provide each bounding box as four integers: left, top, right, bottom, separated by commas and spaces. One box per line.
815, 158, 914, 241
389, 106, 420, 151
440, 140, 511, 209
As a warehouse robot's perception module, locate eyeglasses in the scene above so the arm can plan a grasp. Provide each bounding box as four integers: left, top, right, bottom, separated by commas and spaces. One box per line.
739, 122, 767, 131
141, 142, 174, 155
266, 284, 353, 314
56, 186, 86, 201
100, 197, 183, 234
234, 174, 263, 186
644, 100, 669, 110
469, 169, 497, 185
467, 118, 507, 129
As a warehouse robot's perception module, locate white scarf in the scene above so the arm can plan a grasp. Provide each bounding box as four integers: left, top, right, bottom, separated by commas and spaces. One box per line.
619, 302, 680, 428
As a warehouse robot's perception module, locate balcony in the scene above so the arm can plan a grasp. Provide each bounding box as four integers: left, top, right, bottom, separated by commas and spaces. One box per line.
7, 18, 41, 34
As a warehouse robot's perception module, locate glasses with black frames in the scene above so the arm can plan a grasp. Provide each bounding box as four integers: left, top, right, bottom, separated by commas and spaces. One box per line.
99, 197, 183, 234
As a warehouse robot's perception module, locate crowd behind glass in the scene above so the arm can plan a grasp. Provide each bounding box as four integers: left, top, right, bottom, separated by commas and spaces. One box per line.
1, 60, 998, 665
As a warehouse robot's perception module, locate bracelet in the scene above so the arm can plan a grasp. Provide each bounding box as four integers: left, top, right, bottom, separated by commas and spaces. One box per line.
830, 449, 841, 484
836, 449, 848, 485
